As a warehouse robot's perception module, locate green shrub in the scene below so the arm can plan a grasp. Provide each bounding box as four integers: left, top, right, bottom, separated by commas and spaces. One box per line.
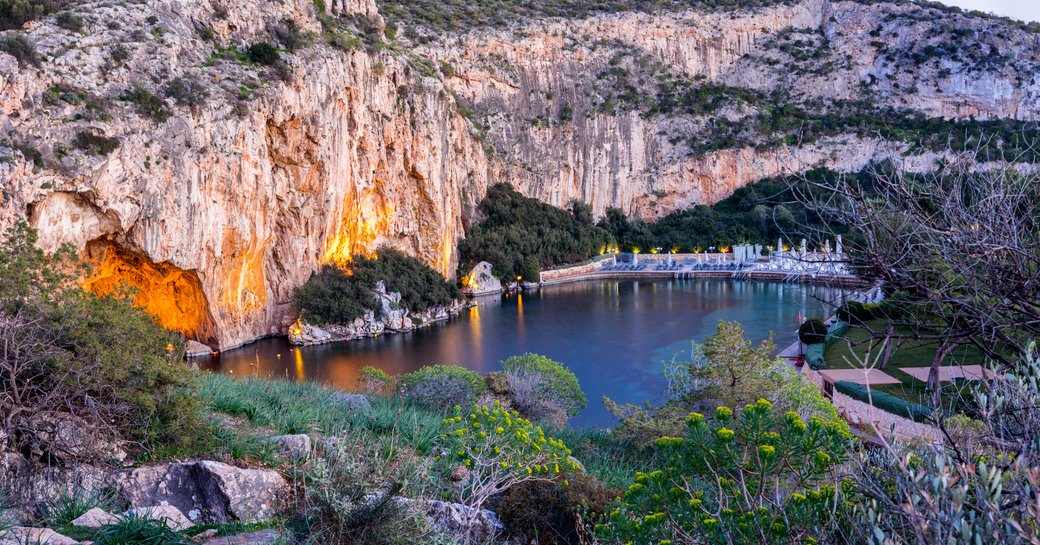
500, 353, 587, 423
798, 318, 828, 345
834, 381, 932, 422
397, 365, 485, 411
0, 0, 74, 30
0, 32, 38, 67
499, 473, 618, 545
164, 76, 209, 107
358, 366, 394, 395
438, 402, 579, 510
73, 131, 119, 155
119, 82, 170, 122
459, 183, 614, 282
246, 41, 279, 65
41, 487, 116, 530
294, 247, 461, 326
54, 10, 82, 32
597, 400, 850, 545
0, 222, 203, 458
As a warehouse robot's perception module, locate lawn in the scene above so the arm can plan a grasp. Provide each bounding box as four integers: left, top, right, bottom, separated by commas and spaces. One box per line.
823, 319, 985, 406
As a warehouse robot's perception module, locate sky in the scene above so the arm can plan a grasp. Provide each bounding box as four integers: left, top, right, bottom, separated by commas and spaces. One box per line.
937, 0, 1040, 23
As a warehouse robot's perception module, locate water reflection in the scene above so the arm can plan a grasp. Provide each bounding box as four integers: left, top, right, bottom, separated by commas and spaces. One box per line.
204, 279, 847, 425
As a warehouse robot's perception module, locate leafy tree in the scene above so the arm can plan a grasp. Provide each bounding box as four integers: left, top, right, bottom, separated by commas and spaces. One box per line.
597, 399, 850, 545
397, 365, 485, 411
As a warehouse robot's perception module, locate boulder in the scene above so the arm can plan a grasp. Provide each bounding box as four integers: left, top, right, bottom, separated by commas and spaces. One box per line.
462, 261, 502, 296
70, 507, 119, 528
328, 392, 371, 412
395, 498, 504, 543
269, 434, 310, 459
199, 530, 283, 545
0, 527, 79, 545
108, 461, 287, 524
24, 412, 126, 464
125, 504, 193, 531
288, 322, 332, 345
185, 340, 214, 358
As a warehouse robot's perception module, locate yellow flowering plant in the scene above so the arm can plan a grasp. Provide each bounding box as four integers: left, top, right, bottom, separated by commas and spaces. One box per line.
597, 399, 850, 545
437, 402, 580, 510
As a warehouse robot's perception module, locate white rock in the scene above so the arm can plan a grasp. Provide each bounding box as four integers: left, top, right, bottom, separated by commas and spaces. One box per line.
125, 504, 193, 531
70, 507, 119, 528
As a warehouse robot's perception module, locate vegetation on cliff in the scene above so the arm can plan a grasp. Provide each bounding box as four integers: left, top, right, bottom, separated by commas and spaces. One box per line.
294, 247, 462, 326
458, 183, 614, 282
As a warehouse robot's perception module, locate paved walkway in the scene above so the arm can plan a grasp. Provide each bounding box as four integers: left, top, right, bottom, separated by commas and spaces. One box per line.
901, 365, 990, 382
818, 368, 902, 386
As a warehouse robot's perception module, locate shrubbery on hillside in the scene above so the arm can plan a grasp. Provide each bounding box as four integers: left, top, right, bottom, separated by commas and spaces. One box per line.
294, 247, 462, 325
0, 222, 202, 459
459, 183, 614, 282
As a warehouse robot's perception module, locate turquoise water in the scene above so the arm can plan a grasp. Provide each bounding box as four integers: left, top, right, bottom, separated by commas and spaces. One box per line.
204, 279, 846, 425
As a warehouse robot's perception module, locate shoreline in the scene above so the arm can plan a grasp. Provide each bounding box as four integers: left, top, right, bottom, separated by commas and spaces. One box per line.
538, 269, 874, 289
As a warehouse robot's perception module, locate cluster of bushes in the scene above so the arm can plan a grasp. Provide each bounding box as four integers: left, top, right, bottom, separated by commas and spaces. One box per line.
294, 247, 462, 326
458, 183, 614, 282
72, 130, 119, 155
0, 32, 38, 67
0, 223, 204, 462
119, 82, 171, 122
837, 299, 903, 324
0, 0, 74, 30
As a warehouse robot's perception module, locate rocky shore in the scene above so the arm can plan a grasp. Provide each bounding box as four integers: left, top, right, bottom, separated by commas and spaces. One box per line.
288, 281, 470, 346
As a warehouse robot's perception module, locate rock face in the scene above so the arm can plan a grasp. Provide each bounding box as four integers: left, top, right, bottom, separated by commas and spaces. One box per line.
395, 497, 504, 543
2, 0, 1037, 347
461, 261, 502, 296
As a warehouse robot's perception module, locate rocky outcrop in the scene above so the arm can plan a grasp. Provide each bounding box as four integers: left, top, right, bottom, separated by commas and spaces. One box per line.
0, 527, 79, 545
289, 281, 469, 346
395, 497, 504, 543
461, 261, 502, 296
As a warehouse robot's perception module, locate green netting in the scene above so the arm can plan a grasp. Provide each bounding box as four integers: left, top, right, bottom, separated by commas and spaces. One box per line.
834, 381, 932, 422
806, 343, 826, 370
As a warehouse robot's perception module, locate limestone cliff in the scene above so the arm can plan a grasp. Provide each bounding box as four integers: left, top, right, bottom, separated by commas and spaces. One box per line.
1, 0, 1036, 348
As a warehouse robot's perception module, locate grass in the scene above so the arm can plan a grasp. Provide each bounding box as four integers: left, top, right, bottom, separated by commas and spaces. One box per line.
824, 319, 985, 406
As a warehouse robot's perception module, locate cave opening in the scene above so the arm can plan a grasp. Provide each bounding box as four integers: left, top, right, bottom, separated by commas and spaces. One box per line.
81, 241, 218, 347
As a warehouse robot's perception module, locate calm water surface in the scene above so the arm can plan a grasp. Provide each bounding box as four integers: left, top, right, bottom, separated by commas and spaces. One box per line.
204, 279, 846, 425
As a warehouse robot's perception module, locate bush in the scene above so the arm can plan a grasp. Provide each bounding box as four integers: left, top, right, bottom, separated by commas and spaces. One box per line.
597, 400, 849, 545
164, 76, 209, 107
500, 353, 587, 424
499, 473, 618, 545
0, 32, 38, 67
54, 10, 82, 32
0, 0, 74, 30
246, 41, 279, 65
358, 366, 395, 396
459, 183, 614, 282
73, 131, 119, 155
798, 318, 828, 345
0, 222, 203, 459
397, 365, 485, 411
437, 402, 579, 510
294, 247, 462, 326
120, 82, 170, 122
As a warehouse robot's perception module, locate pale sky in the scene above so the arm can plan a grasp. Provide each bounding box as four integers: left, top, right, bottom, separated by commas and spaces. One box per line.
937, 1, 1040, 23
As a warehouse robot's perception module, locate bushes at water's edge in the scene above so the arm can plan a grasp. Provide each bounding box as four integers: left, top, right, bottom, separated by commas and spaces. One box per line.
294, 247, 462, 326
0, 222, 205, 459
458, 183, 614, 283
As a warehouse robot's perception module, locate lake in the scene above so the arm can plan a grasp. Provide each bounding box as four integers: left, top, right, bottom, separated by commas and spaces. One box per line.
203, 279, 848, 425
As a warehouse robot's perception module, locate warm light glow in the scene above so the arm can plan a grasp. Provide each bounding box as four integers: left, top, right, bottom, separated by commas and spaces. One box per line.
289, 320, 303, 337
670, 248, 679, 254
82, 242, 217, 345
649, 248, 658, 254
632, 247, 640, 254
720, 246, 730, 253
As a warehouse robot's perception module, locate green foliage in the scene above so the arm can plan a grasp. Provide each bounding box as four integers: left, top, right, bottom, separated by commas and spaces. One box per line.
398, 365, 485, 411
53, 9, 81, 31
359, 366, 395, 395
500, 353, 587, 420
119, 82, 171, 122
799, 319, 828, 345
72, 131, 119, 155
164, 76, 209, 108
0, 32, 38, 67
498, 473, 619, 545
93, 513, 195, 545
597, 399, 849, 545
294, 247, 461, 326
459, 183, 613, 282
246, 41, 280, 65
438, 402, 579, 509
0, 0, 73, 30
0, 222, 202, 456
41, 487, 115, 531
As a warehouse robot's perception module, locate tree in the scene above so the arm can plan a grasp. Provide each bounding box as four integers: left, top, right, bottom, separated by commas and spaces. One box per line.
597, 399, 850, 545
793, 158, 1040, 403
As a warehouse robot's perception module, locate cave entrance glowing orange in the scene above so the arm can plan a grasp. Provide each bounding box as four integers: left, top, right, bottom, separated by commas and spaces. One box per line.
81, 241, 218, 346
